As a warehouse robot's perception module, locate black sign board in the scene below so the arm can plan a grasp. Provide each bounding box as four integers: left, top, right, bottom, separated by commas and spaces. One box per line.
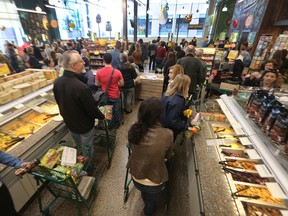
188, 24, 203, 30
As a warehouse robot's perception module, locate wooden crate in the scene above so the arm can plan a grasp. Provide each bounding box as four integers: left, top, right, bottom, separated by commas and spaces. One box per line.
135, 78, 163, 100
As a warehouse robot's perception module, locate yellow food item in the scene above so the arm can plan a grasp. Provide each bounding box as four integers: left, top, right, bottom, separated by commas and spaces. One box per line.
40, 148, 61, 169
235, 184, 283, 204
184, 109, 193, 118
0, 132, 17, 151
227, 161, 256, 170
21, 111, 51, 124
39, 101, 59, 114
0, 119, 40, 137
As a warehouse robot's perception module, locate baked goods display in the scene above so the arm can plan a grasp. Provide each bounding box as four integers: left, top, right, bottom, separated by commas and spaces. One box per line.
225, 161, 257, 171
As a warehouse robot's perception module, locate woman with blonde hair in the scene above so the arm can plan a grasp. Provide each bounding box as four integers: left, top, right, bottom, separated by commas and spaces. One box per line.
161, 74, 191, 140
132, 42, 143, 71
166, 64, 184, 91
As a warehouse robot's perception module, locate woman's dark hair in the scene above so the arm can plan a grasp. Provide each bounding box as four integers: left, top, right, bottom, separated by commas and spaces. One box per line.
43, 58, 50, 66
128, 97, 163, 144
260, 69, 279, 80
160, 41, 166, 47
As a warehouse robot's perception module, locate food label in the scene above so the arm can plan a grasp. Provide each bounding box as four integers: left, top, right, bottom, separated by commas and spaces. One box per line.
255, 164, 273, 178
246, 149, 261, 160
239, 137, 252, 145
266, 182, 288, 199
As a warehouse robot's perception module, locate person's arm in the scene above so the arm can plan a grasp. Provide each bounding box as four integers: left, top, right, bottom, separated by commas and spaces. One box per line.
0, 150, 24, 169
164, 97, 187, 131
118, 71, 124, 87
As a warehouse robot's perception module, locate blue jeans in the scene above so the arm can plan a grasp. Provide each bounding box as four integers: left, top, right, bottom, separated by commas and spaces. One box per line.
133, 180, 165, 216
70, 128, 94, 160
107, 98, 121, 129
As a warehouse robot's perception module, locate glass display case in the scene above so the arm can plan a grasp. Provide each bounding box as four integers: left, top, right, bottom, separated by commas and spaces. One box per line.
189, 94, 288, 216
0, 84, 68, 212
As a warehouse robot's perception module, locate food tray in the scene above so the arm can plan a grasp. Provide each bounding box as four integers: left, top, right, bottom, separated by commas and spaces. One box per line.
232, 182, 286, 208
38, 100, 59, 114
20, 110, 53, 125
0, 118, 40, 137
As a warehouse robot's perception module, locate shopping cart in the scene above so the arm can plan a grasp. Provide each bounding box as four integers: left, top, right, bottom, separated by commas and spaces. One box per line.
29, 142, 98, 216
94, 119, 116, 168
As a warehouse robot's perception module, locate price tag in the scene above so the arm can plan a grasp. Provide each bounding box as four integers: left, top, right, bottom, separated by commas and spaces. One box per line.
266, 182, 288, 199
206, 139, 225, 146
246, 149, 261, 160
239, 137, 252, 146
255, 164, 273, 178
14, 104, 24, 109
40, 92, 48, 97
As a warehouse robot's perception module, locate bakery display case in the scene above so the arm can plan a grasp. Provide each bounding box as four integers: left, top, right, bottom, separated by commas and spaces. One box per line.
197, 48, 216, 76
0, 83, 69, 212
188, 93, 288, 215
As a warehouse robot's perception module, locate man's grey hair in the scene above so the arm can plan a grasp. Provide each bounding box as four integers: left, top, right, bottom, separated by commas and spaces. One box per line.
62, 50, 79, 70
186, 45, 196, 55
195, 48, 204, 57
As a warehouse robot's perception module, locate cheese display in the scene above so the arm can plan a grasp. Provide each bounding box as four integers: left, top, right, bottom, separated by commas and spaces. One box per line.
39, 101, 59, 114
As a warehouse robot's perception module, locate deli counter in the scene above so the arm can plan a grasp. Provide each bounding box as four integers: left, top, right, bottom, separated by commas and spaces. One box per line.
0, 81, 69, 211
188, 93, 288, 215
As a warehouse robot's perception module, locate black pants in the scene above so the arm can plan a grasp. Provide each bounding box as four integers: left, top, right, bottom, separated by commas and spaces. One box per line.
0, 183, 19, 216
149, 56, 156, 70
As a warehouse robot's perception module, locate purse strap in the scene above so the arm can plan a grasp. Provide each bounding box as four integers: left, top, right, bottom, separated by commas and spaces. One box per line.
105, 68, 115, 93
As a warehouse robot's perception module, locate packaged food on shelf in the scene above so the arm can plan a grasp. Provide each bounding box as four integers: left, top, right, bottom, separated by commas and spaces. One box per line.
262, 103, 285, 132
269, 108, 288, 144
247, 90, 269, 119
255, 94, 277, 124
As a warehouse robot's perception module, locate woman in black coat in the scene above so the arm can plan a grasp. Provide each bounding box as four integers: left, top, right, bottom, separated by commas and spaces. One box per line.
118, 53, 138, 114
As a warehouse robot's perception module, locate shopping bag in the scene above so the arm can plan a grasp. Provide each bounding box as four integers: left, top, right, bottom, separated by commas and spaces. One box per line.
93, 90, 108, 106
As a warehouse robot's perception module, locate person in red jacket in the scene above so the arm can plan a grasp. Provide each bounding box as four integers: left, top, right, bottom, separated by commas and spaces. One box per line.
155, 41, 166, 72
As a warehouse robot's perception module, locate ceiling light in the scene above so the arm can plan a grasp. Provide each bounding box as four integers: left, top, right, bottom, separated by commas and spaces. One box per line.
16, 8, 47, 14
222, 5, 228, 12
35, 6, 42, 12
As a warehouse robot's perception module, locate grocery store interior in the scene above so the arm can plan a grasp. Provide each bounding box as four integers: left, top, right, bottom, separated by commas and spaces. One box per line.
0, 0, 288, 215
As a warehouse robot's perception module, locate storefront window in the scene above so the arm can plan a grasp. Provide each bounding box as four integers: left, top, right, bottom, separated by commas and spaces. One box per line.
127, 0, 208, 39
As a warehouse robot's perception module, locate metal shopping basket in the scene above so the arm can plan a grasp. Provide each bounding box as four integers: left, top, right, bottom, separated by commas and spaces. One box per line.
29, 142, 98, 216
94, 119, 116, 168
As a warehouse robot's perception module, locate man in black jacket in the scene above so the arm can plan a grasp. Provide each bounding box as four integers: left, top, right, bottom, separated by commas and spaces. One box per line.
53, 50, 104, 161
177, 45, 205, 100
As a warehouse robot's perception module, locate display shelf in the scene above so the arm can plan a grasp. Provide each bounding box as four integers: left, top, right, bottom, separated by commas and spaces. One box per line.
0, 85, 68, 212
88, 44, 107, 69
197, 48, 216, 76
270, 34, 288, 57
249, 34, 273, 70
217, 95, 288, 210
0, 85, 52, 114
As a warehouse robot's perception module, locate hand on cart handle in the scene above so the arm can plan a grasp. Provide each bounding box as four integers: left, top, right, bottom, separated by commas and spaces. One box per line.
15, 159, 40, 177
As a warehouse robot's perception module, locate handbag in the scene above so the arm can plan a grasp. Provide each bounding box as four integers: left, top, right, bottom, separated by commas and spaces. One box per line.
94, 68, 115, 106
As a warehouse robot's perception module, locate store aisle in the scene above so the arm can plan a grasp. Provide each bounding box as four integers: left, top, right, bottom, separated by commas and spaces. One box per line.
21, 100, 192, 216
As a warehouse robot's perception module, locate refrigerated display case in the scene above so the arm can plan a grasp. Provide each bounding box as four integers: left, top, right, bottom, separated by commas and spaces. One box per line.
0, 84, 68, 212
188, 95, 288, 215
